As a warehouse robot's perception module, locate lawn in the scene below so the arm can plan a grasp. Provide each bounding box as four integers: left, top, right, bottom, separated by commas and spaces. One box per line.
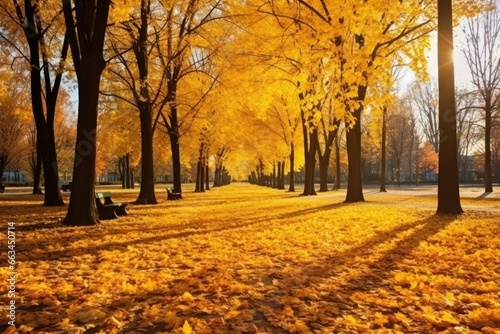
1, 183, 499, 333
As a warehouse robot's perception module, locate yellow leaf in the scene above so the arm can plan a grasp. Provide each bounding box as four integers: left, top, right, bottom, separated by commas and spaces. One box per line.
440, 311, 459, 325
283, 305, 295, 318
183, 320, 192, 334
290, 320, 309, 332
343, 314, 357, 325
396, 312, 411, 323
182, 292, 195, 303
374, 312, 388, 327
164, 311, 178, 328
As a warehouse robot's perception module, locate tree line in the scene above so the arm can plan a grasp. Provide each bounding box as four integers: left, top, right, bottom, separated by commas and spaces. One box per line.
0, 0, 496, 225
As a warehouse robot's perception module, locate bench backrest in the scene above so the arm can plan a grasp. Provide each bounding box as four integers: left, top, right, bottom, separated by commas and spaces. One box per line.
95, 192, 112, 198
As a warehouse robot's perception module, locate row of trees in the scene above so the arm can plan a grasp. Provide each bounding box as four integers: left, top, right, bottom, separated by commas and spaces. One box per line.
0, 0, 495, 224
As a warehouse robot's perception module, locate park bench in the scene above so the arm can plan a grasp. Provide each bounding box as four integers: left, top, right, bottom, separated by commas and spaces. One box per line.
166, 187, 182, 200
95, 192, 128, 220
61, 182, 72, 192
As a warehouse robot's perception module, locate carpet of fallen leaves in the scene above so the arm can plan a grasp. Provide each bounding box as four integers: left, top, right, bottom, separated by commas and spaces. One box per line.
1, 183, 500, 334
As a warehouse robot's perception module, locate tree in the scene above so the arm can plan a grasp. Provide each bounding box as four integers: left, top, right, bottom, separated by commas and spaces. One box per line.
1, 0, 67, 205
437, 0, 463, 214
412, 80, 440, 153
62, 0, 113, 226
455, 90, 481, 179
104, 0, 159, 204
461, 0, 500, 193
154, 0, 224, 196
419, 141, 439, 173
0, 74, 25, 179
491, 115, 500, 183
387, 101, 417, 186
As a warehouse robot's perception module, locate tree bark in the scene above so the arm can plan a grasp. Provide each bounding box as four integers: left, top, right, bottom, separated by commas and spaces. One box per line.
288, 144, 295, 192
169, 105, 183, 194
137, 103, 157, 203
345, 101, 365, 202
134, 0, 157, 204
304, 129, 318, 196
334, 132, 341, 190
437, 0, 463, 214
205, 164, 210, 190
32, 140, 43, 194
279, 160, 285, 189
200, 156, 205, 192
484, 95, 493, 192
380, 107, 387, 192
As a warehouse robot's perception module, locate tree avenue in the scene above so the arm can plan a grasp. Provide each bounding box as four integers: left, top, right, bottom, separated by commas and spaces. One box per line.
0, 0, 494, 224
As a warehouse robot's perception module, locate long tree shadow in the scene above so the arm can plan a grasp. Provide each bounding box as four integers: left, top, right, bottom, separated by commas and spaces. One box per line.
251, 213, 458, 329
17, 201, 350, 262
12, 206, 459, 333
294, 213, 456, 285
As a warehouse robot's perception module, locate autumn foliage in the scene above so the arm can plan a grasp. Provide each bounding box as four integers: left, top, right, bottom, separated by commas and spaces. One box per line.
1, 184, 499, 333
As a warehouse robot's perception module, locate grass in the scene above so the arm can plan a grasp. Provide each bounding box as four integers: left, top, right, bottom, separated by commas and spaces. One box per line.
0, 183, 499, 333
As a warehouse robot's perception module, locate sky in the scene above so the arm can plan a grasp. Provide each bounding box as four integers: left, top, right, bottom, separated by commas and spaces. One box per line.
418, 23, 474, 91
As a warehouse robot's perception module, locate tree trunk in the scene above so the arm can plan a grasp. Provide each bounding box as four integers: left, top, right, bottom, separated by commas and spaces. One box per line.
304, 129, 318, 196
288, 144, 295, 192
205, 164, 210, 190
42, 128, 64, 205
32, 141, 43, 194
195, 160, 202, 192
118, 156, 125, 189
319, 157, 329, 192
334, 132, 341, 190
169, 107, 182, 194
200, 157, 205, 192
380, 107, 387, 192
134, 1, 157, 204
345, 104, 365, 202
62, 0, 112, 226
437, 0, 463, 214
137, 103, 157, 203
279, 160, 285, 189
64, 70, 103, 225
484, 95, 493, 192
213, 165, 220, 187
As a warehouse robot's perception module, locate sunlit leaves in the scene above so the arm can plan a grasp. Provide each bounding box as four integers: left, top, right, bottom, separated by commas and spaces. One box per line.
1, 185, 499, 332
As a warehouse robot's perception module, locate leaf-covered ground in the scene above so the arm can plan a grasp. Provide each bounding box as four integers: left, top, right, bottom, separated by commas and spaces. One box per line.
1, 183, 499, 333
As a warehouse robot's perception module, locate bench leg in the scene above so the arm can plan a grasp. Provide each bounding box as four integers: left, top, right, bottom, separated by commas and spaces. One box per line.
98, 207, 118, 220
115, 204, 128, 216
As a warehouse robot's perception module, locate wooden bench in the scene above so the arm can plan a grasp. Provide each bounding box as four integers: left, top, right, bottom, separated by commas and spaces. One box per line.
95, 192, 128, 220
61, 182, 72, 192
166, 187, 182, 200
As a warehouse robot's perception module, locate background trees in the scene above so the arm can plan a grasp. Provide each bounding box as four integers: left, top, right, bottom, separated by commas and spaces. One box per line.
0, 72, 27, 180
461, 0, 500, 193
0, 0, 494, 221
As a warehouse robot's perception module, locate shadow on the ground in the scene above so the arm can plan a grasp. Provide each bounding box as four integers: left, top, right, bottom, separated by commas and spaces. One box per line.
15, 201, 349, 262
